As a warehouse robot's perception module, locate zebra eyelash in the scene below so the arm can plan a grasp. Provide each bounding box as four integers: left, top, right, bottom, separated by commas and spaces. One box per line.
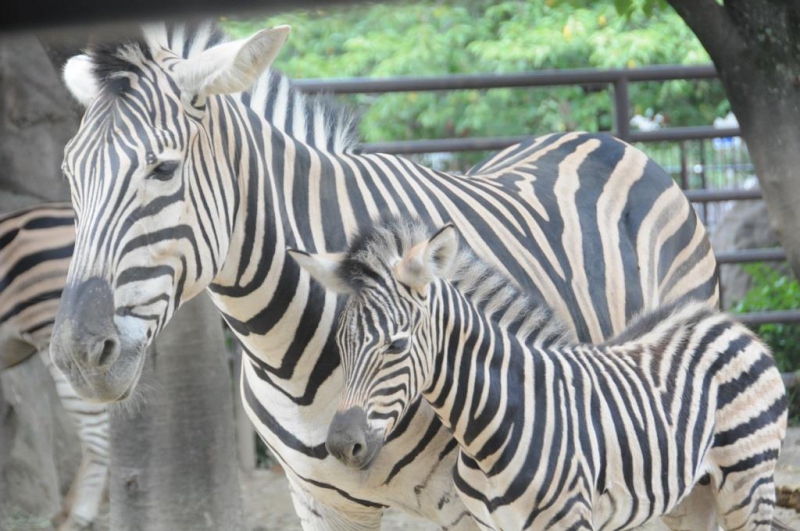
386, 337, 409, 354
147, 160, 180, 181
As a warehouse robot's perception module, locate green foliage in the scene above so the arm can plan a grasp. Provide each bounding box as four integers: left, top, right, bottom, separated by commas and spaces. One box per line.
1, 507, 52, 531
734, 263, 800, 374
222, 0, 728, 154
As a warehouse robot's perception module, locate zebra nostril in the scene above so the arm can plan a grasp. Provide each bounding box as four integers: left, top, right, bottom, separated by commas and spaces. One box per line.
98, 338, 118, 367
88, 336, 120, 368
327, 407, 373, 467
351, 443, 364, 458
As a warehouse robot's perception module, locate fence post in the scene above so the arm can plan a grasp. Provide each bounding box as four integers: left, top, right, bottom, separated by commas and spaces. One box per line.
698, 140, 708, 224
679, 141, 689, 190
613, 77, 630, 142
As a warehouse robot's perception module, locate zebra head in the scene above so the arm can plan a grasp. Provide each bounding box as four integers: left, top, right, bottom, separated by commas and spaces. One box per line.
290, 219, 459, 469
50, 24, 290, 402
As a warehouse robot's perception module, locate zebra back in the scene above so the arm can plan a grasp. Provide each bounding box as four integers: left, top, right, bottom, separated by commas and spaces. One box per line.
0, 203, 75, 366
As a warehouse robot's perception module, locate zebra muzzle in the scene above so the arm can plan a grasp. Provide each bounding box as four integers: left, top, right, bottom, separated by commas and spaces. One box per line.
50, 277, 134, 402
326, 407, 384, 470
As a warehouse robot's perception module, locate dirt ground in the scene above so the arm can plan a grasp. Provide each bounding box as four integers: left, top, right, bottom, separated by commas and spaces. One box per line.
7, 429, 800, 530
242, 428, 800, 530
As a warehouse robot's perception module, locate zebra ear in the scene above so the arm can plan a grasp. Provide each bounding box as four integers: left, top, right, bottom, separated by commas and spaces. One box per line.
174, 25, 290, 98
63, 54, 101, 107
396, 224, 459, 290
288, 249, 353, 295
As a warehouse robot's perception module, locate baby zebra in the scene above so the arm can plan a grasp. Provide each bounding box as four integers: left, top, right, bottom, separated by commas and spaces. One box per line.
289, 218, 788, 531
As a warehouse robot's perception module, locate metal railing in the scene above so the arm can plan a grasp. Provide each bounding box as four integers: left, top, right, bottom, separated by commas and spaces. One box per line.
294, 64, 741, 153
292, 64, 800, 384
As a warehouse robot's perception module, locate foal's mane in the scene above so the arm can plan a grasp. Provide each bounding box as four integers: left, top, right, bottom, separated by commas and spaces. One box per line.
336, 217, 575, 346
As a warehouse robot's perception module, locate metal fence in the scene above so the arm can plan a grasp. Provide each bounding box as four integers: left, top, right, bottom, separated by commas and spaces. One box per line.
293, 64, 800, 328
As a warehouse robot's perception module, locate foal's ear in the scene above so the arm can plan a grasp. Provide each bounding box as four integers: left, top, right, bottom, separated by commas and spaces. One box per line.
288, 248, 353, 295
395, 224, 459, 291
174, 25, 290, 98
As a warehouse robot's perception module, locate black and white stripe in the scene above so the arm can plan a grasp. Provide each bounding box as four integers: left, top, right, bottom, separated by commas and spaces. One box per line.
310, 218, 787, 530
57, 22, 719, 529
0, 203, 108, 530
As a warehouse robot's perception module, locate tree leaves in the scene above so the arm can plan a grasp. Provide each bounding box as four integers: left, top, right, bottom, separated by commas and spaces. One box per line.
223, 0, 727, 167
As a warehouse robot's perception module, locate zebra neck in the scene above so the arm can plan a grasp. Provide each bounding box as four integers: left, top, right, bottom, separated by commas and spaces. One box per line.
423, 278, 561, 469
205, 106, 353, 401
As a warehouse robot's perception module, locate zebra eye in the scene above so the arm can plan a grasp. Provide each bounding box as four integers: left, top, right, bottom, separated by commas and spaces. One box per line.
148, 161, 180, 181
386, 337, 409, 354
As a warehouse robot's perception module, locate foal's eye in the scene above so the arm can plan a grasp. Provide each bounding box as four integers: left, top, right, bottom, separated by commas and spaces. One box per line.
386, 337, 409, 354
148, 161, 180, 181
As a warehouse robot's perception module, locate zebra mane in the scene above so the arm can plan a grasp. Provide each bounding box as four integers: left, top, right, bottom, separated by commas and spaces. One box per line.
601, 298, 718, 348
338, 217, 575, 346
85, 21, 360, 154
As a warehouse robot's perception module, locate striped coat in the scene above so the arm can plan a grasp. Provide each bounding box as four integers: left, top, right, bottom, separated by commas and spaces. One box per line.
53, 23, 718, 529
298, 219, 786, 530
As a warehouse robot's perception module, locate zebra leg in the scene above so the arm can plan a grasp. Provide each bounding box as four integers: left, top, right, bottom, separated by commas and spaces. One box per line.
707, 425, 783, 531
284, 474, 384, 531
43, 352, 109, 531
712, 473, 777, 531
661, 482, 718, 531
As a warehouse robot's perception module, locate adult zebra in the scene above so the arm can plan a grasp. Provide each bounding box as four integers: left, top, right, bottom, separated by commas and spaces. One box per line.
0, 203, 108, 531
293, 218, 786, 530
51, 22, 718, 529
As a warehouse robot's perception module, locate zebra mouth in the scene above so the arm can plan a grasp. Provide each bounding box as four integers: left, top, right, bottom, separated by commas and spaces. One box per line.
326, 407, 385, 470
53, 331, 149, 404
352, 435, 384, 470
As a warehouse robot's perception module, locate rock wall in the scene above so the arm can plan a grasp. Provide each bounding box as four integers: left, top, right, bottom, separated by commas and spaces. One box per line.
0, 35, 75, 210
709, 199, 787, 309
0, 34, 81, 525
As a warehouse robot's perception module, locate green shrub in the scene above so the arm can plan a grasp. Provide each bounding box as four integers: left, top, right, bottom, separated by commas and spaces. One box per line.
733, 263, 800, 372
733, 262, 800, 423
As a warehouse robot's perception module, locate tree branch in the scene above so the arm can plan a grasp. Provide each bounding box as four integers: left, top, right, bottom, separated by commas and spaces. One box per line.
667, 0, 744, 66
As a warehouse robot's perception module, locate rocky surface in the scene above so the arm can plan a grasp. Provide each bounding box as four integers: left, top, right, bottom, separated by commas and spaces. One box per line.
0, 35, 74, 211
709, 199, 787, 309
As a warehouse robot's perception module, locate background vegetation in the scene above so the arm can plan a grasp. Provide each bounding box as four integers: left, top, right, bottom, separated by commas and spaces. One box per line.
224, 0, 728, 147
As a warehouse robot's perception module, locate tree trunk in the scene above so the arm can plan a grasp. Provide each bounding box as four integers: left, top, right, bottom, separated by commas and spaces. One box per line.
108, 294, 244, 531
668, 0, 800, 278
0, 355, 63, 523
232, 344, 257, 472
0, 376, 5, 524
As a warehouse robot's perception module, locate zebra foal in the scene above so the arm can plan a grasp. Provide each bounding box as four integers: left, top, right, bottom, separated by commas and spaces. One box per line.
291, 218, 788, 531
